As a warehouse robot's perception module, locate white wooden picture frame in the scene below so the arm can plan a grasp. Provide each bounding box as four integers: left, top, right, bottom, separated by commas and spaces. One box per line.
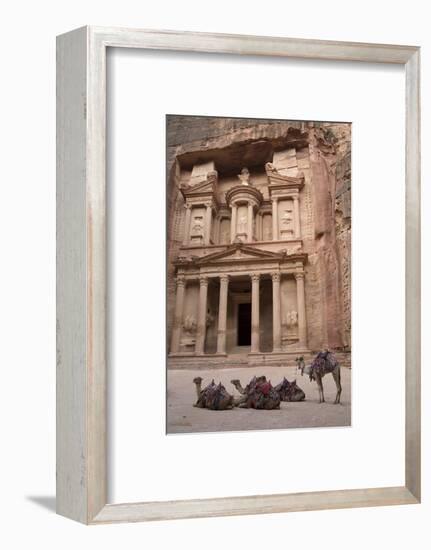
56, 26, 420, 524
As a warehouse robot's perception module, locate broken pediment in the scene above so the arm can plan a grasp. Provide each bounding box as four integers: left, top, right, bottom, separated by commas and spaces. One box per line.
180, 170, 219, 206
181, 169, 218, 191
265, 162, 305, 190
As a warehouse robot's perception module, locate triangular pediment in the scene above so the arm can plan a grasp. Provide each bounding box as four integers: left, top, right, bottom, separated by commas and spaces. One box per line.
181, 179, 215, 195
194, 244, 283, 266
269, 173, 304, 185
265, 163, 305, 189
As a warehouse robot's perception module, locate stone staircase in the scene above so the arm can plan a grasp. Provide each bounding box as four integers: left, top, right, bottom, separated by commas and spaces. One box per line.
168, 351, 351, 370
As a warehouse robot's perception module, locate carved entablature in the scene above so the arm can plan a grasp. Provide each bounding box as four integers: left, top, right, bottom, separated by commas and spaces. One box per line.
173, 242, 307, 273
265, 162, 305, 199
180, 169, 220, 211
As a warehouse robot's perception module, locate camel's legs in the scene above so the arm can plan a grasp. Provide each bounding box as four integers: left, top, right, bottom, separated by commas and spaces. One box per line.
315, 373, 324, 403
233, 395, 247, 407
332, 368, 342, 404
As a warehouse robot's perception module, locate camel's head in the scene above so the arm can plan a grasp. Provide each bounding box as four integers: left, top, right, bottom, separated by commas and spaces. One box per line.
193, 376, 203, 386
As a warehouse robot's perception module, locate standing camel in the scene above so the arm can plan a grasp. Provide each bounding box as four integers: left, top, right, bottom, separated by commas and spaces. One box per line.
296, 351, 342, 404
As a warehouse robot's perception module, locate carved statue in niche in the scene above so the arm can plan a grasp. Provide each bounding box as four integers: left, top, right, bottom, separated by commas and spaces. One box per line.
281, 208, 294, 229
183, 315, 197, 334
237, 167, 250, 185
286, 310, 298, 327
191, 216, 204, 236
238, 215, 247, 234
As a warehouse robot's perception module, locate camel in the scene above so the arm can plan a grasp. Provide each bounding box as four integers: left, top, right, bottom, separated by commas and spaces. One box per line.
232, 376, 305, 403
230, 375, 266, 396
274, 377, 306, 402
296, 351, 342, 404
192, 377, 235, 410
230, 376, 281, 409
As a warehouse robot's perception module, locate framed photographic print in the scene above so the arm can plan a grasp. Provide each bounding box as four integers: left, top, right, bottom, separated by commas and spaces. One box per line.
56, 27, 420, 524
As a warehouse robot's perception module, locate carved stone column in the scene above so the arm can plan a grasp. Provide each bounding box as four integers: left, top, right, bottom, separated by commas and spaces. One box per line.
247, 203, 254, 242
182, 205, 192, 245
216, 217, 222, 244
251, 273, 260, 353
204, 203, 212, 245
295, 272, 307, 347
293, 195, 301, 239
170, 275, 186, 353
195, 276, 209, 354
257, 212, 262, 241
272, 198, 278, 241
230, 204, 237, 243
216, 275, 229, 354
272, 272, 282, 352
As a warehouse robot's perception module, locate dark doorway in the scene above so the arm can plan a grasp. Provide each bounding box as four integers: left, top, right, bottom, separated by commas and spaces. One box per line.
237, 303, 252, 346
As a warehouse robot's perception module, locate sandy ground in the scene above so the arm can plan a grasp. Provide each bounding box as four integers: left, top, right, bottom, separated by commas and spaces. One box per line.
167, 366, 351, 434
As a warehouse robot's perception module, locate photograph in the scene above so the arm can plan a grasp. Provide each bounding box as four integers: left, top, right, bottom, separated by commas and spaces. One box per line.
166, 115, 352, 433
1, 0, 424, 541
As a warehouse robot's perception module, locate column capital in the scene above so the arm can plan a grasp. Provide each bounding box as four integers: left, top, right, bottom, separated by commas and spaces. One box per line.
199, 275, 209, 287
271, 197, 278, 204
219, 274, 229, 284
271, 272, 281, 283
204, 201, 212, 208
250, 273, 260, 282
295, 272, 305, 281
184, 203, 191, 209
176, 275, 186, 288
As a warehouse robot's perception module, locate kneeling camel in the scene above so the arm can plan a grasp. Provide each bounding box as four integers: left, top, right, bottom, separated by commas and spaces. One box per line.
192, 377, 236, 410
